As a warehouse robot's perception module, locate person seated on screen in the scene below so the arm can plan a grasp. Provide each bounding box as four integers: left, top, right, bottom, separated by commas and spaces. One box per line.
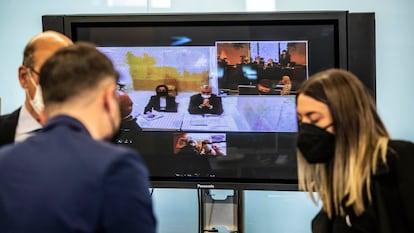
278, 75, 292, 95
143, 84, 178, 114
239, 56, 251, 65
263, 58, 276, 69
253, 56, 264, 65
279, 49, 291, 67
112, 91, 143, 147
176, 139, 211, 176
177, 139, 199, 156
188, 85, 224, 115
217, 55, 228, 66
257, 79, 273, 95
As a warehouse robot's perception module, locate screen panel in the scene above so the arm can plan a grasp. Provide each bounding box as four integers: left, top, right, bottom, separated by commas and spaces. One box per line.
42, 12, 366, 190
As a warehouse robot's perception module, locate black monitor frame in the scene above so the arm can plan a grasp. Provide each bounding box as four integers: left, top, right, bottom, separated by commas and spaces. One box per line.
43, 11, 375, 191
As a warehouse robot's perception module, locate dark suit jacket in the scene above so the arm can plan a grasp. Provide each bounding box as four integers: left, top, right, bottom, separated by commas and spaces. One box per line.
176, 146, 211, 176
0, 108, 20, 147
0, 115, 156, 233
279, 54, 291, 66
112, 117, 143, 151
312, 140, 414, 233
144, 95, 178, 114
188, 94, 223, 115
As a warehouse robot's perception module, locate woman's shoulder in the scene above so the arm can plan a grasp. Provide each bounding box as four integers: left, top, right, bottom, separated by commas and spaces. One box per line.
386, 140, 414, 180
388, 140, 414, 157
374, 140, 413, 176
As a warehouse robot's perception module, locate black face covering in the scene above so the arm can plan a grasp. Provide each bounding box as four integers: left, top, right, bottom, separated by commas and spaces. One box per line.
157, 91, 168, 96
297, 123, 335, 163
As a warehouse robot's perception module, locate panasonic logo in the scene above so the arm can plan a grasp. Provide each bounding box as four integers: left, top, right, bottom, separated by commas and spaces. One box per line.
197, 184, 215, 189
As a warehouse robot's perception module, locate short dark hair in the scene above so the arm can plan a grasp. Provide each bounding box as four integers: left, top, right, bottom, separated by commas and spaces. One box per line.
22, 42, 35, 68
156, 84, 169, 92
40, 42, 119, 105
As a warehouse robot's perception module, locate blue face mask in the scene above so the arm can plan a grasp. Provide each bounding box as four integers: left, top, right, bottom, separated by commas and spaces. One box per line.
297, 123, 335, 163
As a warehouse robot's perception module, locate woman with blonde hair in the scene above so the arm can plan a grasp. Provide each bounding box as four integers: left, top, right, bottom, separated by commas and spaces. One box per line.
296, 68, 414, 232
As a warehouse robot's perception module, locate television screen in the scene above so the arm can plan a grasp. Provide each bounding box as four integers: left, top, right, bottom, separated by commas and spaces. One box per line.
42, 11, 374, 190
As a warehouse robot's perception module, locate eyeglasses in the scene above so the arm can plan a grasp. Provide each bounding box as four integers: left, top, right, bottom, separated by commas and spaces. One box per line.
28, 66, 40, 76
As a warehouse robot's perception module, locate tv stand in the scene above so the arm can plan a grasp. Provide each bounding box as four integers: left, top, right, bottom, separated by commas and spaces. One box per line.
198, 189, 242, 233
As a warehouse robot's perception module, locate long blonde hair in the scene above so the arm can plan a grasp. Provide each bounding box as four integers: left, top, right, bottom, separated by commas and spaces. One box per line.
297, 69, 390, 218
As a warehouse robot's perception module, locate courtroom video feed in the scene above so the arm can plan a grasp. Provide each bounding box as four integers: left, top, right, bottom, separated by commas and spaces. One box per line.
216, 41, 309, 94
98, 42, 304, 133
173, 132, 227, 156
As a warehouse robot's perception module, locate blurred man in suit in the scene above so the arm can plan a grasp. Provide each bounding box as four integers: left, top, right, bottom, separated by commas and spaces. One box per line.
0, 42, 156, 233
112, 91, 143, 149
0, 31, 73, 147
188, 85, 223, 115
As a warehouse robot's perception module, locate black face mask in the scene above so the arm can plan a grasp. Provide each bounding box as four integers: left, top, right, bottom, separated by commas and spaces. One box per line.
297, 123, 335, 163
157, 91, 168, 96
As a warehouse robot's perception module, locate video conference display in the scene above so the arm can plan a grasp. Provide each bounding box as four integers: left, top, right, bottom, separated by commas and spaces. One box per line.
99, 39, 306, 182
71, 16, 339, 186
99, 40, 306, 133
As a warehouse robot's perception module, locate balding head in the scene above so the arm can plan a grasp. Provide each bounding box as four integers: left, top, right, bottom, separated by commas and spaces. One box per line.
22, 31, 73, 70
200, 85, 212, 94
19, 31, 73, 121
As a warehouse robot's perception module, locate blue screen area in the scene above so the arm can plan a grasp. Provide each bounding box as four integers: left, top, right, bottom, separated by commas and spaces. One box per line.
152, 188, 199, 233
244, 190, 320, 233
152, 188, 320, 233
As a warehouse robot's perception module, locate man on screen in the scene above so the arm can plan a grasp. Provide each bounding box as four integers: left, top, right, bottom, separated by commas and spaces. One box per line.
188, 85, 223, 115
144, 84, 178, 114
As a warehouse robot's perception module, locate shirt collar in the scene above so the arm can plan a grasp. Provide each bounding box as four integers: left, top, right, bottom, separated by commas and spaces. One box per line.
14, 104, 42, 142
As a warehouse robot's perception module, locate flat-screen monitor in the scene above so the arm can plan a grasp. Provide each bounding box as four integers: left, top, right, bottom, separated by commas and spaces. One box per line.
42, 11, 375, 190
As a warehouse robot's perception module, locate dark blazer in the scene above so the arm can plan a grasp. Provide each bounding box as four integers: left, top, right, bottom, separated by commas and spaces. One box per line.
144, 95, 177, 114
312, 140, 414, 233
0, 108, 20, 147
188, 93, 223, 115
0, 115, 156, 233
279, 53, 291, 66
176, 145, 211, 176
112, 117, 143, 151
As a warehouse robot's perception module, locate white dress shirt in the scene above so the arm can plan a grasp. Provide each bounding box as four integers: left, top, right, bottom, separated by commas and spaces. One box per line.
14, 104, 42, 142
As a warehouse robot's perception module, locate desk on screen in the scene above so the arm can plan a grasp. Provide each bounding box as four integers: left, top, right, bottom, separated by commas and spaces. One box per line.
181, 113, 238, 132
132, 91, 297, 133
137, 112, 184, 131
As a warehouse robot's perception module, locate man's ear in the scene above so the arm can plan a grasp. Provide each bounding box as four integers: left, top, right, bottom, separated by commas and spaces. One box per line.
103, 85, 117, 113
18, 66, 29, 89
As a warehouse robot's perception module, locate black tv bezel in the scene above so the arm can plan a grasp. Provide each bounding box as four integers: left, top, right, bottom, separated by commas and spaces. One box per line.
42, 11, 374, 191
54, 11, 349, 71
